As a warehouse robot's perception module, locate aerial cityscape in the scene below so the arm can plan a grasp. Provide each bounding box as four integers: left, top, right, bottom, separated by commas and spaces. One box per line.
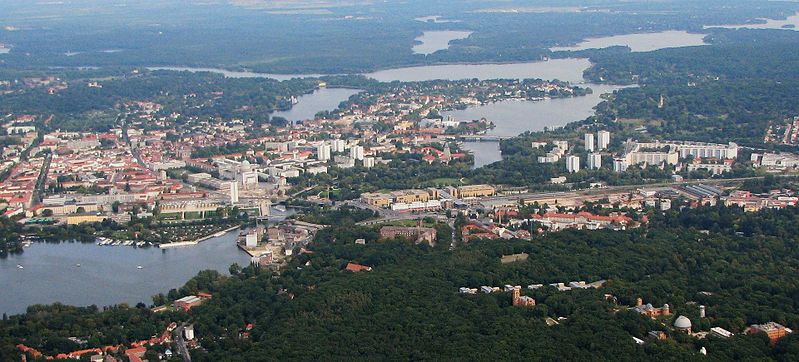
2, 0, 799, 361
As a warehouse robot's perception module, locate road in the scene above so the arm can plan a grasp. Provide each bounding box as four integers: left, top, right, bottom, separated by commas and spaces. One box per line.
174, 324, 192, 362
32, 152, 52, 205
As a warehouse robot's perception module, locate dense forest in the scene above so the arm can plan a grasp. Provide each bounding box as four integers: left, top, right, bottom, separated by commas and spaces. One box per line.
5, 204, 799, 360
0, 217, 24, 257
0, 70, 323, 132
0, 1, 797, 73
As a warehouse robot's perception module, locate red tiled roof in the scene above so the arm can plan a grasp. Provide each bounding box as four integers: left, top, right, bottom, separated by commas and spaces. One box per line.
345, 262, 372, 273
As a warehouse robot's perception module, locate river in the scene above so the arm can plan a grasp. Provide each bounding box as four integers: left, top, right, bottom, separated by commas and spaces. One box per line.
413, 30, 473, 55
0, 232, 251, 315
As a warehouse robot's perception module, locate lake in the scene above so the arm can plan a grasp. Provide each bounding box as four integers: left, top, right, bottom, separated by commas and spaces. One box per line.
705, 12, 799, 31
272, 88, 361, 122
152, 58, 593, 84
413, 30, 472, 55
0, 231, 252, 315
460, 142, 503, 169
148, 66, 326, 81
364, 58, 592, 83
550, 30, 707, 52
449, 84, 623, 168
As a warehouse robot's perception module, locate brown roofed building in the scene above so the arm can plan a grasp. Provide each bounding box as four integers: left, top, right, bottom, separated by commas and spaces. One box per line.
747, 322, 792, 343
380, 225, 437, 245
345, 262, 372, 273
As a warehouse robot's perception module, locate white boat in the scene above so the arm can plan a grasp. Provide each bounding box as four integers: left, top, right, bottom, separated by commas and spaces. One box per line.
76, 264, 81, 267
137, 265, 143, 269
213, 231, 226, 237
17, 264, 23, 269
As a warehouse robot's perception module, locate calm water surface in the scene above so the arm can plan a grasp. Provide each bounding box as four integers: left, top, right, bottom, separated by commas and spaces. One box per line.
705, 12, 799, 31
0, 232, 251, 315
413, 30, 472, 55
550, 31, 707, 52
148, 66, 325, 81
272, 88, 360, 122
447, 84, 623, 168
365, 58, 591, 83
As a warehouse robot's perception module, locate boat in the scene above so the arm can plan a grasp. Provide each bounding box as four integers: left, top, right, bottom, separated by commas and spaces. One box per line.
17, 264, 23, 269
137, 265, 143, 269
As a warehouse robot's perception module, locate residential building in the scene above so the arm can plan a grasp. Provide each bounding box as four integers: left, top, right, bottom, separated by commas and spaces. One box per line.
597, 130, 610, 150
316, 144, 331, 161
584, 133, 595, 152
613, 158, 629, 172
350, 145, 365, 160
686, 163, 731, 175
588, 153, 602, 170
566, 155, 580, 173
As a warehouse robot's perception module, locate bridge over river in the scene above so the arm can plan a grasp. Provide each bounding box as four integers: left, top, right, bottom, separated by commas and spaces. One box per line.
458, 135, 513, 142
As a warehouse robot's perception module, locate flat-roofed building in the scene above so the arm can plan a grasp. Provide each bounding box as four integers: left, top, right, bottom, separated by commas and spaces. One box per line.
456, 184, 495, 198
391, 189, 429, 204
361, 193, 392, 208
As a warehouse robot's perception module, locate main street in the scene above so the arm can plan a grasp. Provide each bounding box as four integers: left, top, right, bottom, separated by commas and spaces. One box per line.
174, 324, 192, 362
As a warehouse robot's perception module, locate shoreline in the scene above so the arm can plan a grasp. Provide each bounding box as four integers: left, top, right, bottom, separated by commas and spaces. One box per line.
158, 224, 242, 248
